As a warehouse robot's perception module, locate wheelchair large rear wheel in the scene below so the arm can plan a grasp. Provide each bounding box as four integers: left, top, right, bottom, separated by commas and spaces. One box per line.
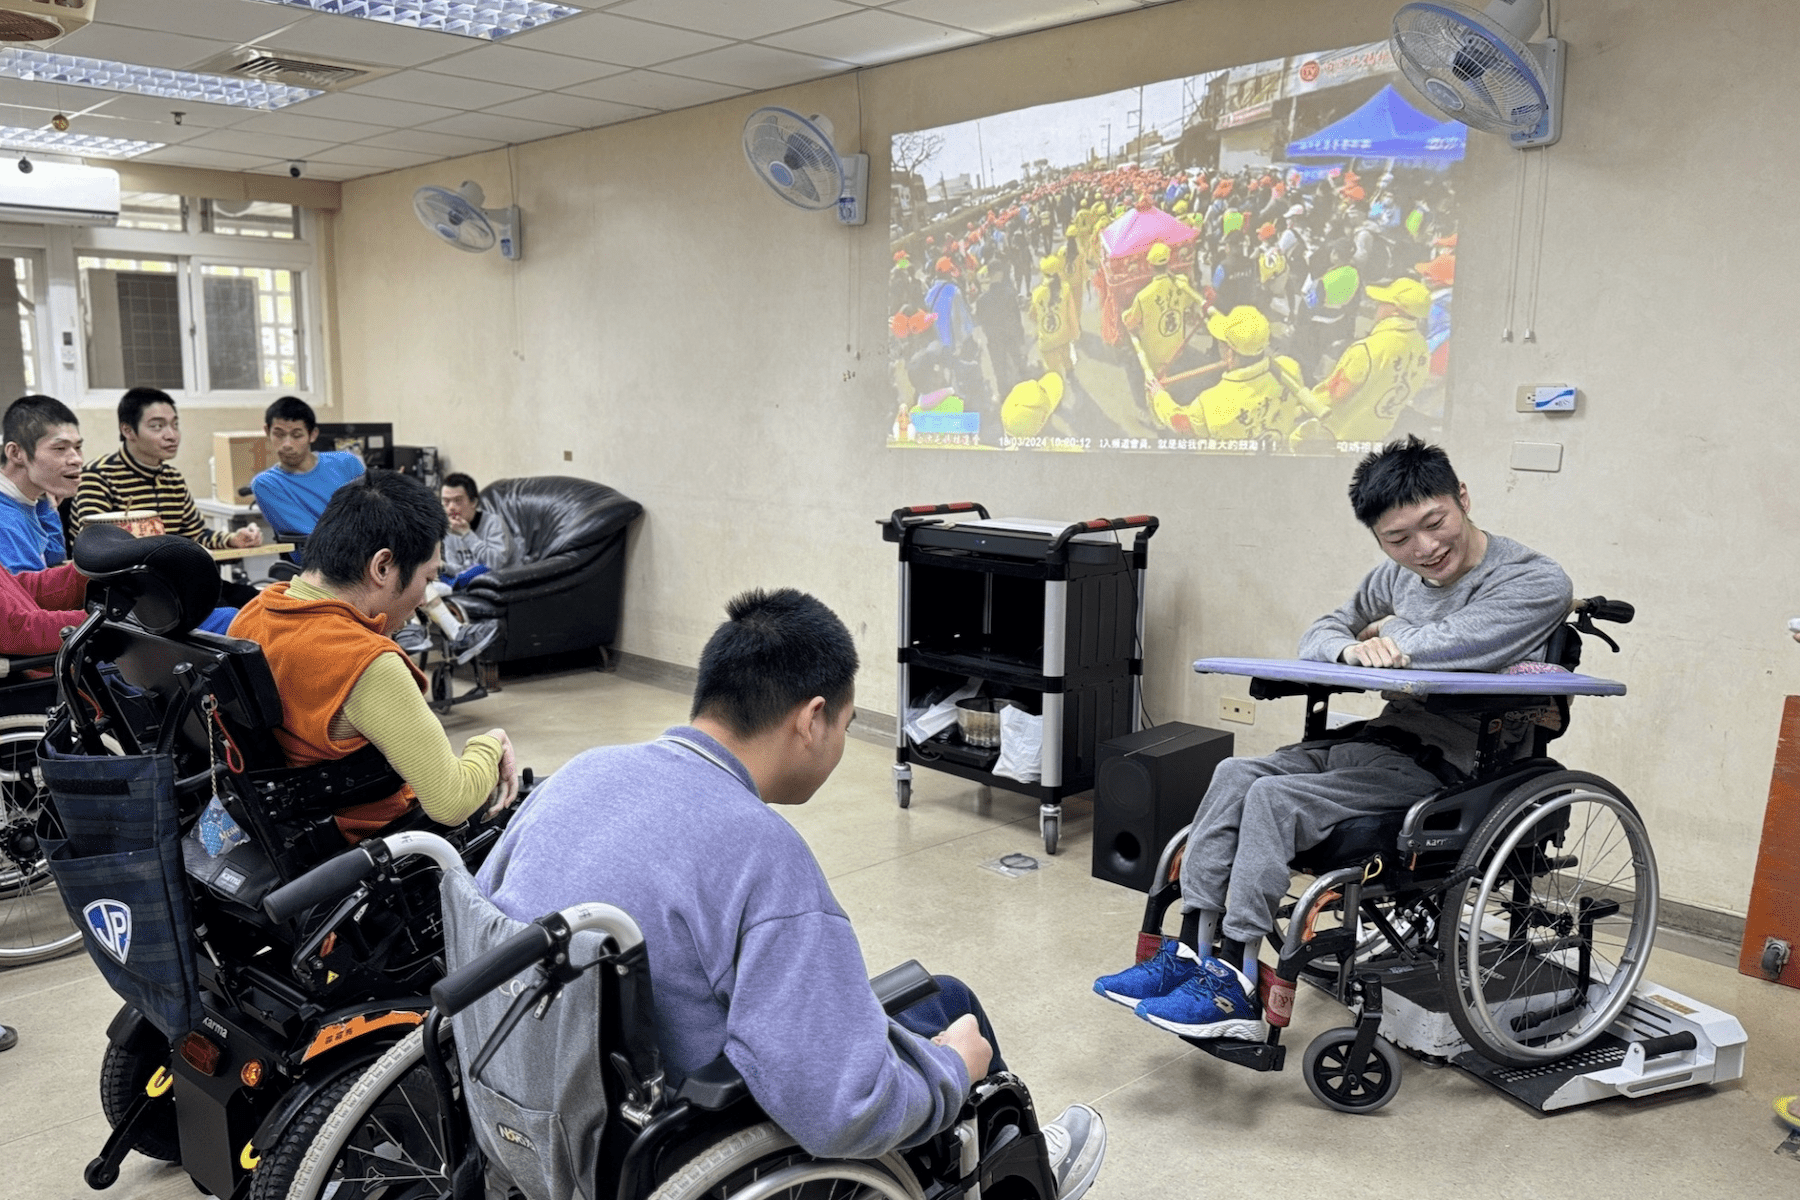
0, 714, 81, 965
279, 1027, 455, 1200
649, 1121, 924, 1200
1439, 771, 1657, 1068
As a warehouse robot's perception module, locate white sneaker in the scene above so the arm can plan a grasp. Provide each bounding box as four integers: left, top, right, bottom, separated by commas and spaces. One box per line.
449, 619, 498, 666
1040, 1104, 1106, 1200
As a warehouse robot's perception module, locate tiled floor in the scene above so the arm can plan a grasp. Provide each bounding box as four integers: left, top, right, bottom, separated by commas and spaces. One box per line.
4, 667, 1798, 1198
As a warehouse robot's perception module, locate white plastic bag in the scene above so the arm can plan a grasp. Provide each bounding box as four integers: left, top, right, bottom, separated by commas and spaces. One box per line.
904, 677, 982, 746
993, 705, 1043, 783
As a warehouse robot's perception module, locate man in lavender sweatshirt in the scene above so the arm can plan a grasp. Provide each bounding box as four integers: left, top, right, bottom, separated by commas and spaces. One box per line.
1095, 435, 1573, 1044
479, 588, 1106, 1197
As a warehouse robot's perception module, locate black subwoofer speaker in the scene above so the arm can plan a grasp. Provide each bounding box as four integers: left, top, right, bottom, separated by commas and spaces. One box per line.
1092, 722, 1234, 892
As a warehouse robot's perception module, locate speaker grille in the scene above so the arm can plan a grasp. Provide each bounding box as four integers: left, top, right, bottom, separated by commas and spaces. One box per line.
1097, 757, 1152, 819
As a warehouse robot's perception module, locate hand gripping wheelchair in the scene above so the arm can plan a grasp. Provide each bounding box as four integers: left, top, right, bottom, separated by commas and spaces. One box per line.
1136, 597, 1746, 1113
37, 525, 516, 1199
263, 830, 1072, 1200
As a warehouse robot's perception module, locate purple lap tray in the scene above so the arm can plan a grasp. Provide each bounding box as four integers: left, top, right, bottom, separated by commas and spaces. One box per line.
1192, 657, 1626, 698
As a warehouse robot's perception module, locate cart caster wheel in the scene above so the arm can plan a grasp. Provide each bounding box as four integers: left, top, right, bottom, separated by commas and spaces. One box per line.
1302, 1028, 1402, 1114
896, 780, 911, 809
85, 1158, 118, 1189
1040, 813, 1060, 856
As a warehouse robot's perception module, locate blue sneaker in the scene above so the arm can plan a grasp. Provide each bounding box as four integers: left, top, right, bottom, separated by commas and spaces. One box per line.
1134, 956, 1264, 1040
1092, 938, 1198, 1009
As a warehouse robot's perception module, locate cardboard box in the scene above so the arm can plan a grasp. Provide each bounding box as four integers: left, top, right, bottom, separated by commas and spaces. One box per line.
214, 431, 270, 501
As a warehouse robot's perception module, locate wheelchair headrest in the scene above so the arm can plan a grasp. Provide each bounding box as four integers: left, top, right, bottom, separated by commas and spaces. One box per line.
74, 524, 220, 636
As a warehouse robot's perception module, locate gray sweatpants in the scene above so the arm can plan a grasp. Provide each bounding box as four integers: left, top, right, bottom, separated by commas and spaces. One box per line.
1178, 739, 1441, 943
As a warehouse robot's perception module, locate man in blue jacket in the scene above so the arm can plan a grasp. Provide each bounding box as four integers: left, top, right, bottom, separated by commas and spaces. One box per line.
479, 588, 1105, 1197
0, 394, 82, 573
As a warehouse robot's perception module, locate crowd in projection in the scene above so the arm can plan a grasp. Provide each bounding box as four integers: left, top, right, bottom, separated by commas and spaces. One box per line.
888, 157, 1457, 454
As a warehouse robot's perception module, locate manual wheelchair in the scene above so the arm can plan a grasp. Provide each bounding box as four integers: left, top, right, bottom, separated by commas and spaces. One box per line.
38, 526, 516, 1199
264, 830, 1072, 1200
1136, 597, 1662, 1112
0, 644, 81, 966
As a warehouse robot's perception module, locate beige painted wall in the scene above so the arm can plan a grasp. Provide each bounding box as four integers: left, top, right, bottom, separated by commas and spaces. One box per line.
331, 0, 1800, 920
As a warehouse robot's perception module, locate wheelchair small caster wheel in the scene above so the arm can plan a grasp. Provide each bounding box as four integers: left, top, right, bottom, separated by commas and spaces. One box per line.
896, 779, 911, 809
85, 1158, 118, 1189
1302, 1027, 1401, 1113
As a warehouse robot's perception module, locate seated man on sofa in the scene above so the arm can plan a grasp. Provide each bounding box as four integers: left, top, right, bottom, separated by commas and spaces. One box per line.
439, 473, 517, 581
478, 588, 1106, 1197
230, 470, 517, 842
1094, 435, 1572, 1040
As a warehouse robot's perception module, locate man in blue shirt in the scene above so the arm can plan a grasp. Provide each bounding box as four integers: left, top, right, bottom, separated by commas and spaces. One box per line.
250, 396, 366, 542
479, 589, 1106, 1196
0, 394, 82, 573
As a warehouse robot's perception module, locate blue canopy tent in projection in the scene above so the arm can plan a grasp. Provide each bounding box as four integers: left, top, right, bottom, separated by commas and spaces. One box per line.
1286, 84, 1466, 169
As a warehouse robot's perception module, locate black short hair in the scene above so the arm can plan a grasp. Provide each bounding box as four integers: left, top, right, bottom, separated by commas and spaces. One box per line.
441, 472, 479, 502
1348, 435, 1462, 527
691, 588, 858, 737
3, 394, 78, 457
304, 469, 447, 590
264, 395, 317, 431
118, 387, 174, 439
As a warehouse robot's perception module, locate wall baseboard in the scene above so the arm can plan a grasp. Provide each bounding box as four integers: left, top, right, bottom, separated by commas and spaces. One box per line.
610, 650, 1746, 958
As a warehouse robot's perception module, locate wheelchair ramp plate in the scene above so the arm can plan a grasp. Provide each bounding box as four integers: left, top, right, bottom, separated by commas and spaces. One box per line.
1451, 982, 1747, 1112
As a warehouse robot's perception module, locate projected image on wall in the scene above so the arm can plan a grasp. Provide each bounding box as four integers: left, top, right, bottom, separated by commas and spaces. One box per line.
887, 41, 1462, 454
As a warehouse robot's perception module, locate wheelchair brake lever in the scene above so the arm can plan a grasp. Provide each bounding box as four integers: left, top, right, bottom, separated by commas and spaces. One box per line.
468, 970, 565, 1083
1575, 612, 1621, 654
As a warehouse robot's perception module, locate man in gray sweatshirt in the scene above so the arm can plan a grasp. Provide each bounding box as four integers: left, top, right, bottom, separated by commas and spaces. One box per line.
480, 588, 1106, 1197
1095, 436, 1572, 1041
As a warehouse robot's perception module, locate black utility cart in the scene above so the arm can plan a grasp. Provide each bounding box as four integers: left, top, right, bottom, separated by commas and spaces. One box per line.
882, 502, 1157, 854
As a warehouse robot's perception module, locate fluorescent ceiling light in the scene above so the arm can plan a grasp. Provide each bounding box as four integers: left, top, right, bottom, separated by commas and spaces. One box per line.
0, 123, 161, 159
249, 0, 584, 40
0, 49, 321, 110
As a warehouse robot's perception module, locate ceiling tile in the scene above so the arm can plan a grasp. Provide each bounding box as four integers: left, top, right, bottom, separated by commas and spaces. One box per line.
227, 111, 391, 143
346, 72, 536, 111
506, 12, 730, 66
760, 10, 983, 66
563, 69, 745, 110
103, 0, 311, 43
184, 129, 337, 159
138, 145, 281, 171
283, 91, 462, 128
422, 45, 625, 91
254, 13, 474, 69
51, 24, 237, 70
359, 128, 505, 157
84, 93, 249, 130
310, 143, 443, 169
658, 43, 849, 91
482, 92, 653, 128
61, 114, 198, 145
416, 111, 574, 145
887, 0, 1137, 37
608, 0, 860, 41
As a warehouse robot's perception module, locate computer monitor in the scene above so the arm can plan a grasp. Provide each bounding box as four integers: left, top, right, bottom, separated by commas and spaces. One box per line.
311, 422, 394, 469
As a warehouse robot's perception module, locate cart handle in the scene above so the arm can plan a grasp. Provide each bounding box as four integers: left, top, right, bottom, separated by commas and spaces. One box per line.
1048, 514, 1160, 554
888, 501, 991, 529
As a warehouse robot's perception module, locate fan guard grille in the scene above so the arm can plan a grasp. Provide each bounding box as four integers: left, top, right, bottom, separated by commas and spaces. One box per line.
1393, 4, 1546, 136
743, 108, 842, 211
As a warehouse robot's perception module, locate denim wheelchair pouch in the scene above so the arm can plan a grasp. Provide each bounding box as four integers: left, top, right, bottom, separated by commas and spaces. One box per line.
441, 867, 610, 1200
39, 723, 205, 1040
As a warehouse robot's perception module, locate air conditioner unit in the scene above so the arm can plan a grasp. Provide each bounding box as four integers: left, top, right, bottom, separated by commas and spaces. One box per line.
0, 160, 119, 225
0, 0, 97, 43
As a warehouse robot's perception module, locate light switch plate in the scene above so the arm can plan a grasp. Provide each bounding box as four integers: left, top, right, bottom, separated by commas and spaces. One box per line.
1511, 441, 1563, 472
1517, 385, 1578, 412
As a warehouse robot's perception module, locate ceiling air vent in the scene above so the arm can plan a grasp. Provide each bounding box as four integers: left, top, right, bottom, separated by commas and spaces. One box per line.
194, 47, 391, 92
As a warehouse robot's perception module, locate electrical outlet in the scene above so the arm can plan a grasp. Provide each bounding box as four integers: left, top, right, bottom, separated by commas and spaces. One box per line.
1220, 697, 1254, 725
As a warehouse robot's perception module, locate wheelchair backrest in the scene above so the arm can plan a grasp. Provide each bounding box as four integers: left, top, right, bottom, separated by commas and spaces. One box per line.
440, 869, 612, 1200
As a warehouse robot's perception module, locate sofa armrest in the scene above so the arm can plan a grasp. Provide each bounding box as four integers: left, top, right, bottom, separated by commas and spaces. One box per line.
466, 548, 595, 596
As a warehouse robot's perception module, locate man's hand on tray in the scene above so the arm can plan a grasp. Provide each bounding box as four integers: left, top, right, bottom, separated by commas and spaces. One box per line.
1343, 618, 1411, 669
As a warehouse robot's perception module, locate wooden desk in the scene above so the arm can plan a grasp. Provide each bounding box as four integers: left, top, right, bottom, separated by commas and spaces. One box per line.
210, 543, 294, 563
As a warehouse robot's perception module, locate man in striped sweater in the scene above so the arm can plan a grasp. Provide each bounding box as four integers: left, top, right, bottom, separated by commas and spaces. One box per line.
73, 389, 264, 601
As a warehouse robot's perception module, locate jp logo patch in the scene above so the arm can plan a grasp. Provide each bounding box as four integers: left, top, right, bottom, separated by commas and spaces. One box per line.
83, 899, 132, 963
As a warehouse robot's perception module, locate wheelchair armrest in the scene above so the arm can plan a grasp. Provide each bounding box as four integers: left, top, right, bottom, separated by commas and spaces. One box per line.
872, 958, 939, 1015
675, 1054, 750, 1112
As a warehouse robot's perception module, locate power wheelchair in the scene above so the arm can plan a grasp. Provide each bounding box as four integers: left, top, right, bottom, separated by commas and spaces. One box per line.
262, 830, 1072, 1200
1135, 597, 1698, 1112
37, 526, 517, 1199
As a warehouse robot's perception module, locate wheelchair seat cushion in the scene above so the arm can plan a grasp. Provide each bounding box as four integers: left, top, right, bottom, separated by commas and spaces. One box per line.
1290, 810, 1406, 875
74, 524, 220, 636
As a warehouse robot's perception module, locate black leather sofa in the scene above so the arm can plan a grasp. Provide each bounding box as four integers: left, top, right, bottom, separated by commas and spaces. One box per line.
453, 476, 642, 665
